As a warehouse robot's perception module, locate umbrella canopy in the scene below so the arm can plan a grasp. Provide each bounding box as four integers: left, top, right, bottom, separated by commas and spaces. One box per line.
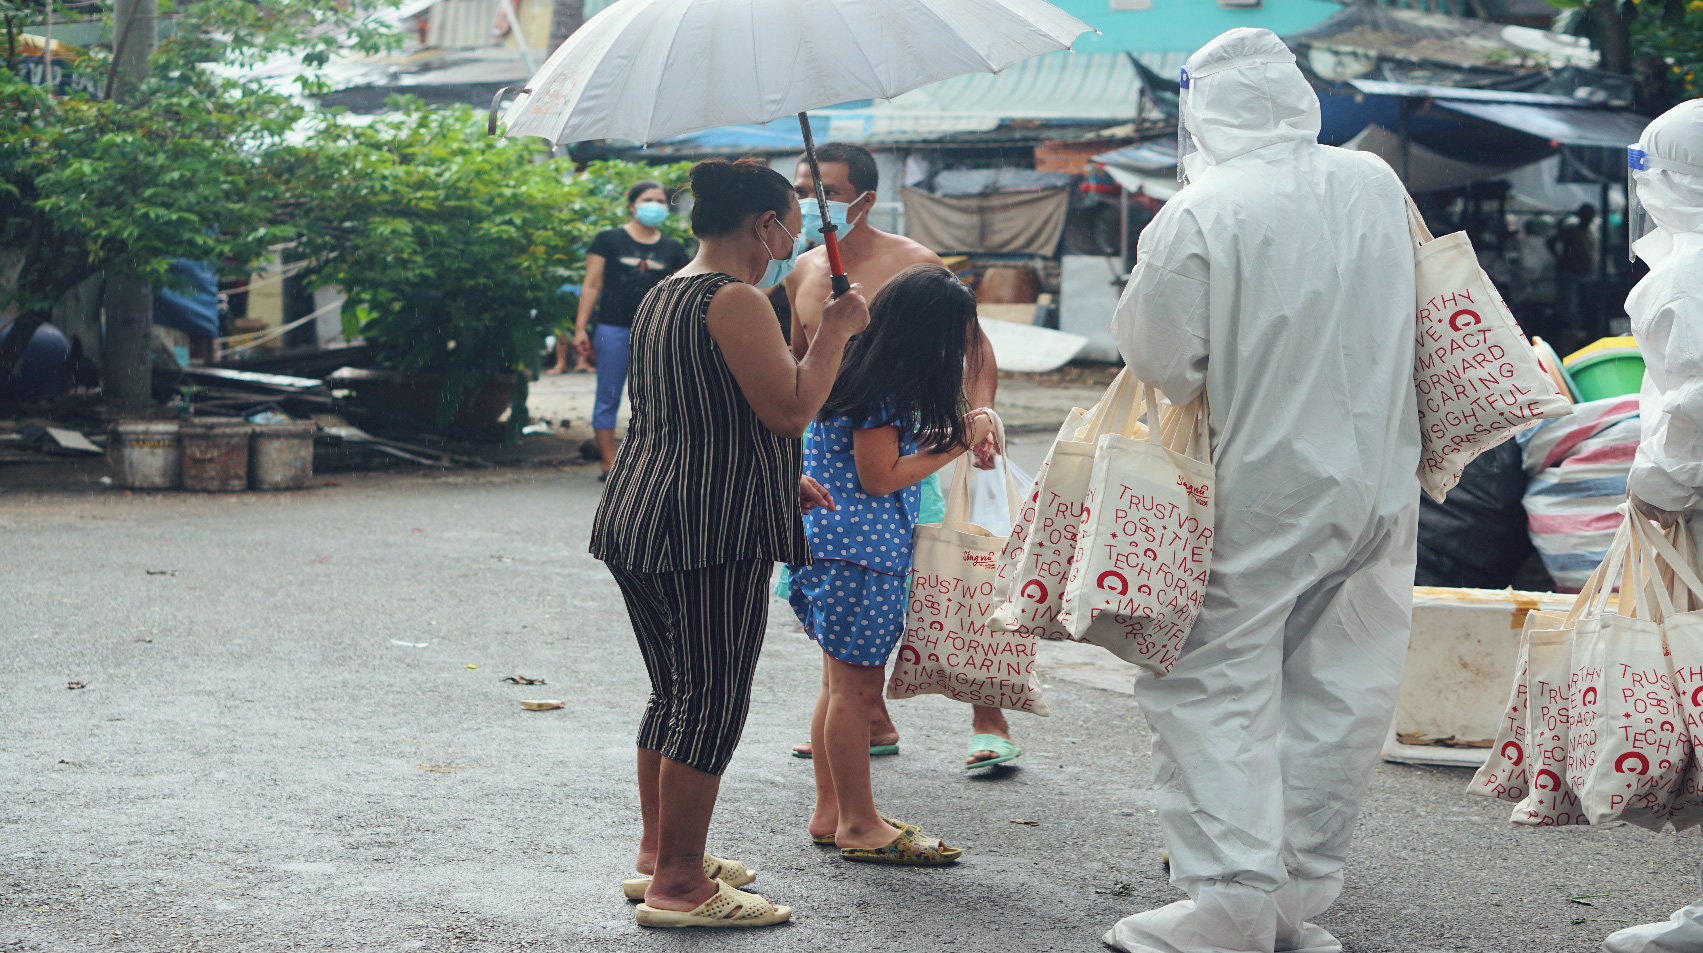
499, 0, 1094, 146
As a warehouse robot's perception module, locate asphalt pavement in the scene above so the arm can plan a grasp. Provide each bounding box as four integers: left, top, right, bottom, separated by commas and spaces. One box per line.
3, 458, 1700, 953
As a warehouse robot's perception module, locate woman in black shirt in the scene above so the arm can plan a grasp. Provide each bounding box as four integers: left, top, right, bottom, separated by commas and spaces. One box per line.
569, 181, 691, 477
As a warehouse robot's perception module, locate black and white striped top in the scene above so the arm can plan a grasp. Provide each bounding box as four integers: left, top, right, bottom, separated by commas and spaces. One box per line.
590, 272, 811, 573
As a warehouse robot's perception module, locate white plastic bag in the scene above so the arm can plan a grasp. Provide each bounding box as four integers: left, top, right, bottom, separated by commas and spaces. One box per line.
970, 459, 1034, 539
1058, 384, 1214, 673
1406, 195, 1572, 503
888, 412, 1048, 715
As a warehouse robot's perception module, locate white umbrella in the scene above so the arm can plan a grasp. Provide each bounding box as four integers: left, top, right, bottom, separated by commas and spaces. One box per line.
492, 0, 1093, 294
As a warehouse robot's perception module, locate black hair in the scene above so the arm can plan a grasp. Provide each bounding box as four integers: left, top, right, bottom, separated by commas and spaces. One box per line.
819, 264, 974, 453
626, 180, 663, 208
687, 158, 796, 238
811, 142, 879, 195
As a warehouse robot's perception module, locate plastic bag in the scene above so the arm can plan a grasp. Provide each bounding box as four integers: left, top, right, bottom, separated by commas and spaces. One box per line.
969, 458, 1034, 539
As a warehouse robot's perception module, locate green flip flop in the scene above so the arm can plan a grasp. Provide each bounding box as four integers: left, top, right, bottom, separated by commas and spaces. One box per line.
964, 734, 1021, 770
791, 742, 899, 760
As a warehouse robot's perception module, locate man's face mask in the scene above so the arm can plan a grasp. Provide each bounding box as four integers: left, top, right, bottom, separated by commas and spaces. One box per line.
801, 192, 872, 242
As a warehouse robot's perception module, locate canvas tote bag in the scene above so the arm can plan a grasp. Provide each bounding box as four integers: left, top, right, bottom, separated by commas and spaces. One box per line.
1406, 195, 1572, 503
888, 411, 1049, 716
1467, 608, 1570, 806
1058, 384, 1214, 674
988, 371, 1148, 646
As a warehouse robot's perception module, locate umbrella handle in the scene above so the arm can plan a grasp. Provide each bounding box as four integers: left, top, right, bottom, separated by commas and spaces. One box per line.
822, 232, 851, 297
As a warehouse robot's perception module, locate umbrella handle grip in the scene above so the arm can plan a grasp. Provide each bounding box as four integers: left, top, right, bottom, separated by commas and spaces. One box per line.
823, 231, 851, 298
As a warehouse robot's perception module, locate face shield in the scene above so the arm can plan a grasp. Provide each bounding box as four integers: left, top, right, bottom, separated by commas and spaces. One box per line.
1628, 144, 1703, 263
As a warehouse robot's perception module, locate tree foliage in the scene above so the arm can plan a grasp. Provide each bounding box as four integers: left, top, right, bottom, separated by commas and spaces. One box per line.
286, 98, 690, 431
1554, 0, 1703, 107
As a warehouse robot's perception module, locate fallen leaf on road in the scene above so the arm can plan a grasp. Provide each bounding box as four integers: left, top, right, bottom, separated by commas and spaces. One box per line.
66, 681, 86, 690
418, 763, 474, 774
145, 569, 178, 577
1572, 918, 1629, 925
466, 664, 478, 670
1010, 819, 1040, 826
502, 676, 546, 685
519, 700, 564, 711
1568, 894, 1611, 906
1094, 881, 1135, 897
390, 640, 429, 648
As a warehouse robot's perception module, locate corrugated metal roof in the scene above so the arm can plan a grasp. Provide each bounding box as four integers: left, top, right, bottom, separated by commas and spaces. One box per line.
870, 51, 1185, 134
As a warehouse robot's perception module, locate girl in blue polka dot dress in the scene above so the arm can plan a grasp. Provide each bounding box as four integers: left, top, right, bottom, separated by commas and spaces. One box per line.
787, 264, 992, 864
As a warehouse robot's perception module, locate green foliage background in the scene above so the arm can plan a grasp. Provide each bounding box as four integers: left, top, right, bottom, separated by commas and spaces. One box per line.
0, 0, 692, 434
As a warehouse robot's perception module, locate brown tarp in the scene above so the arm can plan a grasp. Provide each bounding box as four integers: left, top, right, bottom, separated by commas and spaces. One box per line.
901, 186, 1071, 256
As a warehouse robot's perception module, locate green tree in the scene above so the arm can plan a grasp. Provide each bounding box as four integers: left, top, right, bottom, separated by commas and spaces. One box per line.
0, 0, 400, 377
286, 98, 690, 434
1553, 0, 1703, 109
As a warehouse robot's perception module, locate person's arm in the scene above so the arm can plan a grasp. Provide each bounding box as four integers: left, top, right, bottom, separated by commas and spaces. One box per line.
573, 253, 606, 356
1112, 207, 1210, 403
1630, 295, 1703, 517
853, 413, 994, 498
967, 322, 997, 408
708, 282, 870, 438
783, 270, 809, 362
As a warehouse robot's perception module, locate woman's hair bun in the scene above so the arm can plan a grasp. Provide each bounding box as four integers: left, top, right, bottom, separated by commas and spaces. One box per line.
688, 156, 794, 239
689, 160, 739, 194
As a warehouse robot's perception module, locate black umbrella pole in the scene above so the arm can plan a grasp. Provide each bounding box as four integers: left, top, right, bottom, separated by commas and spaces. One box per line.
798, 111, 850, 297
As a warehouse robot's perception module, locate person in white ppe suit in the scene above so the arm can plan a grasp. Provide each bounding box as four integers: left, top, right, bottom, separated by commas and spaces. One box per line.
1108, 28, 1420, 953
1612, 96, 1703, 953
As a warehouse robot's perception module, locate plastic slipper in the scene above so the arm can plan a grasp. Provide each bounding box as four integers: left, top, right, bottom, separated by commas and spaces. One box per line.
635, 881, 791, 928
623, 853, 754, 900
839, 827, 962, 866
791, 742, 899, 759
810, 813, 914, 846
965, 734, 1022, 770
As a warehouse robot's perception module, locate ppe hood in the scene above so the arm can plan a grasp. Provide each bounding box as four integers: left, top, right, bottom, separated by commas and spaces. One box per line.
1632, 99, 1703, 263
1180, 28, 1320, 177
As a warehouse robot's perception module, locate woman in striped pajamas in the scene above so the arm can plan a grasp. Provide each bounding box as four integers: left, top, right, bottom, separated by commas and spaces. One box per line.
589, 157, 869, 928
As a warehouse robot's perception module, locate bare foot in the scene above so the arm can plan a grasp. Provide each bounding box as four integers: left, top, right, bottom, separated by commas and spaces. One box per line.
967, 707, 1013, 766
792, 730, 899, 759
546, 363, 569, 375
833, 818, 902, 850
643, 874, 718, 912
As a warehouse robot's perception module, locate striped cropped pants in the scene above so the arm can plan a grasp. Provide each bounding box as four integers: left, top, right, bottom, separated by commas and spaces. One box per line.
607, 559, 772, 776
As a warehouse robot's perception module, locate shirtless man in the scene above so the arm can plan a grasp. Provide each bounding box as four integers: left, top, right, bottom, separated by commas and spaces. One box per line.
784, 142, 1018, 770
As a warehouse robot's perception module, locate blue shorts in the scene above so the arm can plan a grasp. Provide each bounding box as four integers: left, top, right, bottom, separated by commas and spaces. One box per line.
592, 324, 631, 431
786, 561, 909, 667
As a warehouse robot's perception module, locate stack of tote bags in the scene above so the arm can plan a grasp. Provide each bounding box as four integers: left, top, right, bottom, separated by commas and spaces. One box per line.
1472, 512, 1703, 831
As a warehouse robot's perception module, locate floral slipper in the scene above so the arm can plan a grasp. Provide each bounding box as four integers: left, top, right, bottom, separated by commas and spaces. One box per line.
623, 853, 755, 901
810, 813, 914, 846
635, 881, 791, 928
839, 827, 962, 866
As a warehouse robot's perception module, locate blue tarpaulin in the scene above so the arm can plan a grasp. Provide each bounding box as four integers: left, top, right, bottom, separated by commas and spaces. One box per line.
153, 259, 220, 339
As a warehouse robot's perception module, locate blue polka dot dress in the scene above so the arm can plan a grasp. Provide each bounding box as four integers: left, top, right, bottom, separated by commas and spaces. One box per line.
787, 413, 921, 668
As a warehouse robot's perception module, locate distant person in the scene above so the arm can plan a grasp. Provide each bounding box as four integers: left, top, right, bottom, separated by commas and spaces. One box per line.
589, 157, 868, 929
560, 181, 690, 481
782, 142, 1019, 772
1548, 202, 1597, 338
788, 264, 991, 864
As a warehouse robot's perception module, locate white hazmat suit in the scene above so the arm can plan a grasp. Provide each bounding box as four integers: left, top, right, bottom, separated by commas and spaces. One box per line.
1612, 97, 1703, 953
1107, 28, 1421, 953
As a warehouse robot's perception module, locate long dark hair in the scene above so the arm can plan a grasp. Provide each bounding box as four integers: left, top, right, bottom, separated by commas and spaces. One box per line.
820, 264, 975, 453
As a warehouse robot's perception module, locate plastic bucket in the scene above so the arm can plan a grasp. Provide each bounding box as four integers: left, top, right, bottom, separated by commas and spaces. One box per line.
108, 421, 181, 489
180, 420, 252, 492
1568, 351, 1646, 402
249, 423, 315, 490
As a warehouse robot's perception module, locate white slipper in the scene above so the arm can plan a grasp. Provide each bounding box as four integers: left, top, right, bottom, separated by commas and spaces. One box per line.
635, 881, 790, 929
